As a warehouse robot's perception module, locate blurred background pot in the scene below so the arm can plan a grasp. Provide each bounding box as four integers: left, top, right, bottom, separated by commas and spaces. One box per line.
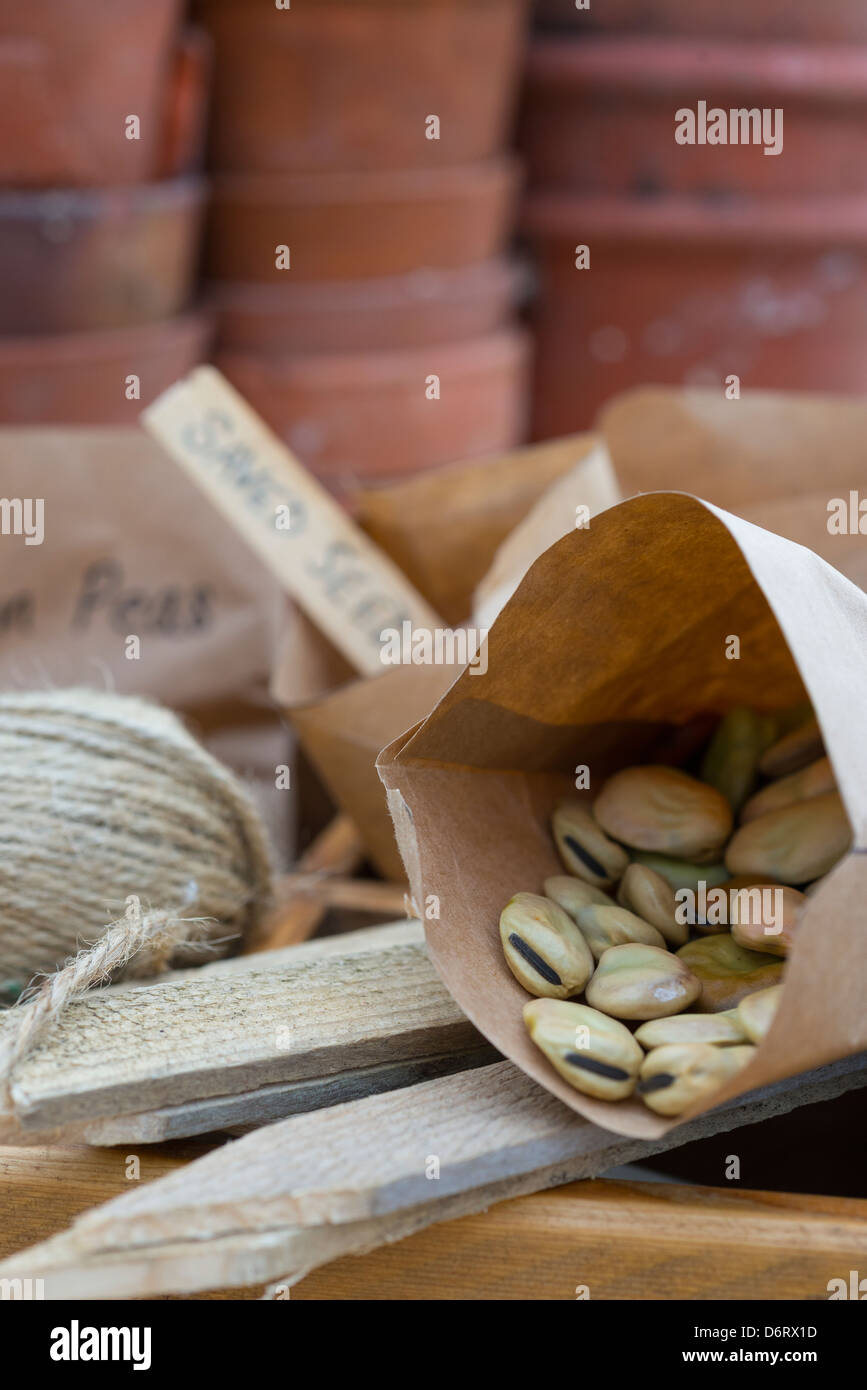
523, 193, 867, 436
196, 0, 528, 173
521, 38, 867, 198
0, 177, 206, 335
206, 159, 519, 281
217, 326, 530, 495
0, 312, 212, 423
156, 27, 212, 181
0, 0, 183, 186
534, 0, 867, 43
210, 257, 526, 354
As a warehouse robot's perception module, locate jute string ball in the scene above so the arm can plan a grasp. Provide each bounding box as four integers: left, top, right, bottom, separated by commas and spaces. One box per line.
0, 687, 274, 992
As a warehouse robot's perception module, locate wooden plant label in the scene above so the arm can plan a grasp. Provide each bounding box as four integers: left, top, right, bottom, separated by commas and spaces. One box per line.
142, 367, 441, 676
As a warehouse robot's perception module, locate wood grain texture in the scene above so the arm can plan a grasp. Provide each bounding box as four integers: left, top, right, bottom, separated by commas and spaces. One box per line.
83, 1048, 497, 1145
291, 1179, 867, 1301
0, 1142, 263, 1301
3, 1051, 865, 1299
0, 1142, 209, 1259
0, 921, 482, 1141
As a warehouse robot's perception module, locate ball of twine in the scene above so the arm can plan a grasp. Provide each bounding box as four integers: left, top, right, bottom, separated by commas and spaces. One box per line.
0, 687, 274, 990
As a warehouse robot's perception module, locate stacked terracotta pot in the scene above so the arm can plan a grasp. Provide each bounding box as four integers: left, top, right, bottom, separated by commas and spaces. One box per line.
198, 0, 531, 498
523, 2, 867, 435
0, 1, 211, 423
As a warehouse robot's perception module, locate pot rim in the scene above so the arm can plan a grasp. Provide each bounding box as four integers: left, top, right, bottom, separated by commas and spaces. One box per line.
217, 324, 530, 387
197, 0, 517, 10
526, 34, 867, 102
0, 175, 207, 221
0, 310, 213, 362
211, 156, 520, 206
208, 257, 525, 311
522, 192, 867, 246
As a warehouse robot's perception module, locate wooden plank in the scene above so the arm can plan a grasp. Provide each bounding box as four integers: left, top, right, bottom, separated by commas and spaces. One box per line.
82, 1047, 497, 1145
291, 1178, 867, 1301
273, 875, 408, 918
0, 921, 483, 1142
3, 1051, 865, 1300
0, 1142, 210, 1259
0, 1142, 264, 1301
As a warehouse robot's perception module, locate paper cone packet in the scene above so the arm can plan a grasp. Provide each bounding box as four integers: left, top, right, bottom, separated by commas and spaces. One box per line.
378, 492, 867, 1138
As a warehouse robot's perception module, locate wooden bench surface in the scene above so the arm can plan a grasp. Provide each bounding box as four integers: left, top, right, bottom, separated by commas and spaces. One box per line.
2, 1142, 865, 1300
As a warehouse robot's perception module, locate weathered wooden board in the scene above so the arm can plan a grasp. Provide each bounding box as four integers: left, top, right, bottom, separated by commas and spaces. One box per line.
292, 1179, 867, 1301
84, 1050, 496, 1145
3, 1050, 865, 1299
0, 921, 488, 1144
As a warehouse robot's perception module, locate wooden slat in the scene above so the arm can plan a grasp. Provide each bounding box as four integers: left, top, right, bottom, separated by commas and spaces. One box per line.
291, 1179, 867, 1301
83, 1049, 496, 1145
3, 1050, 865, 1300
0, 921, 484, 1143
273, 876, 408, 918
249, 813, 366, 951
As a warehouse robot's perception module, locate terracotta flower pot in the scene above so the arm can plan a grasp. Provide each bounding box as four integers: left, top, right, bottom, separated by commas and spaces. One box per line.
0, 177, 206, 336
0, 313, 212, 424
216, 327, 531, 495
206, 158, 519, 282
521, 38, 867, 198
210, 257, 526, 355
156, 27, 212, 180
535, 0, 867, 43
0, 0, 182, 186
196, 0, 528, 173
523, 192, 867, 436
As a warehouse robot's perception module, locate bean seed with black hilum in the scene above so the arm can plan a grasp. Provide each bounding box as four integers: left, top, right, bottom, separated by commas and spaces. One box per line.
524, 998, 644, 1100
551, 800, 629, 888
637, 1042, 756, 1116
500, 892, 593, 998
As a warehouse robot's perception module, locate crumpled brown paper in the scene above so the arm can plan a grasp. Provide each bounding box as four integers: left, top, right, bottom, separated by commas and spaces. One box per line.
378, 491, 867, 1138
601, 386, 867, 597
0, 427, 292, 859
353, 433, 600, 627
276, 436, 620, 878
